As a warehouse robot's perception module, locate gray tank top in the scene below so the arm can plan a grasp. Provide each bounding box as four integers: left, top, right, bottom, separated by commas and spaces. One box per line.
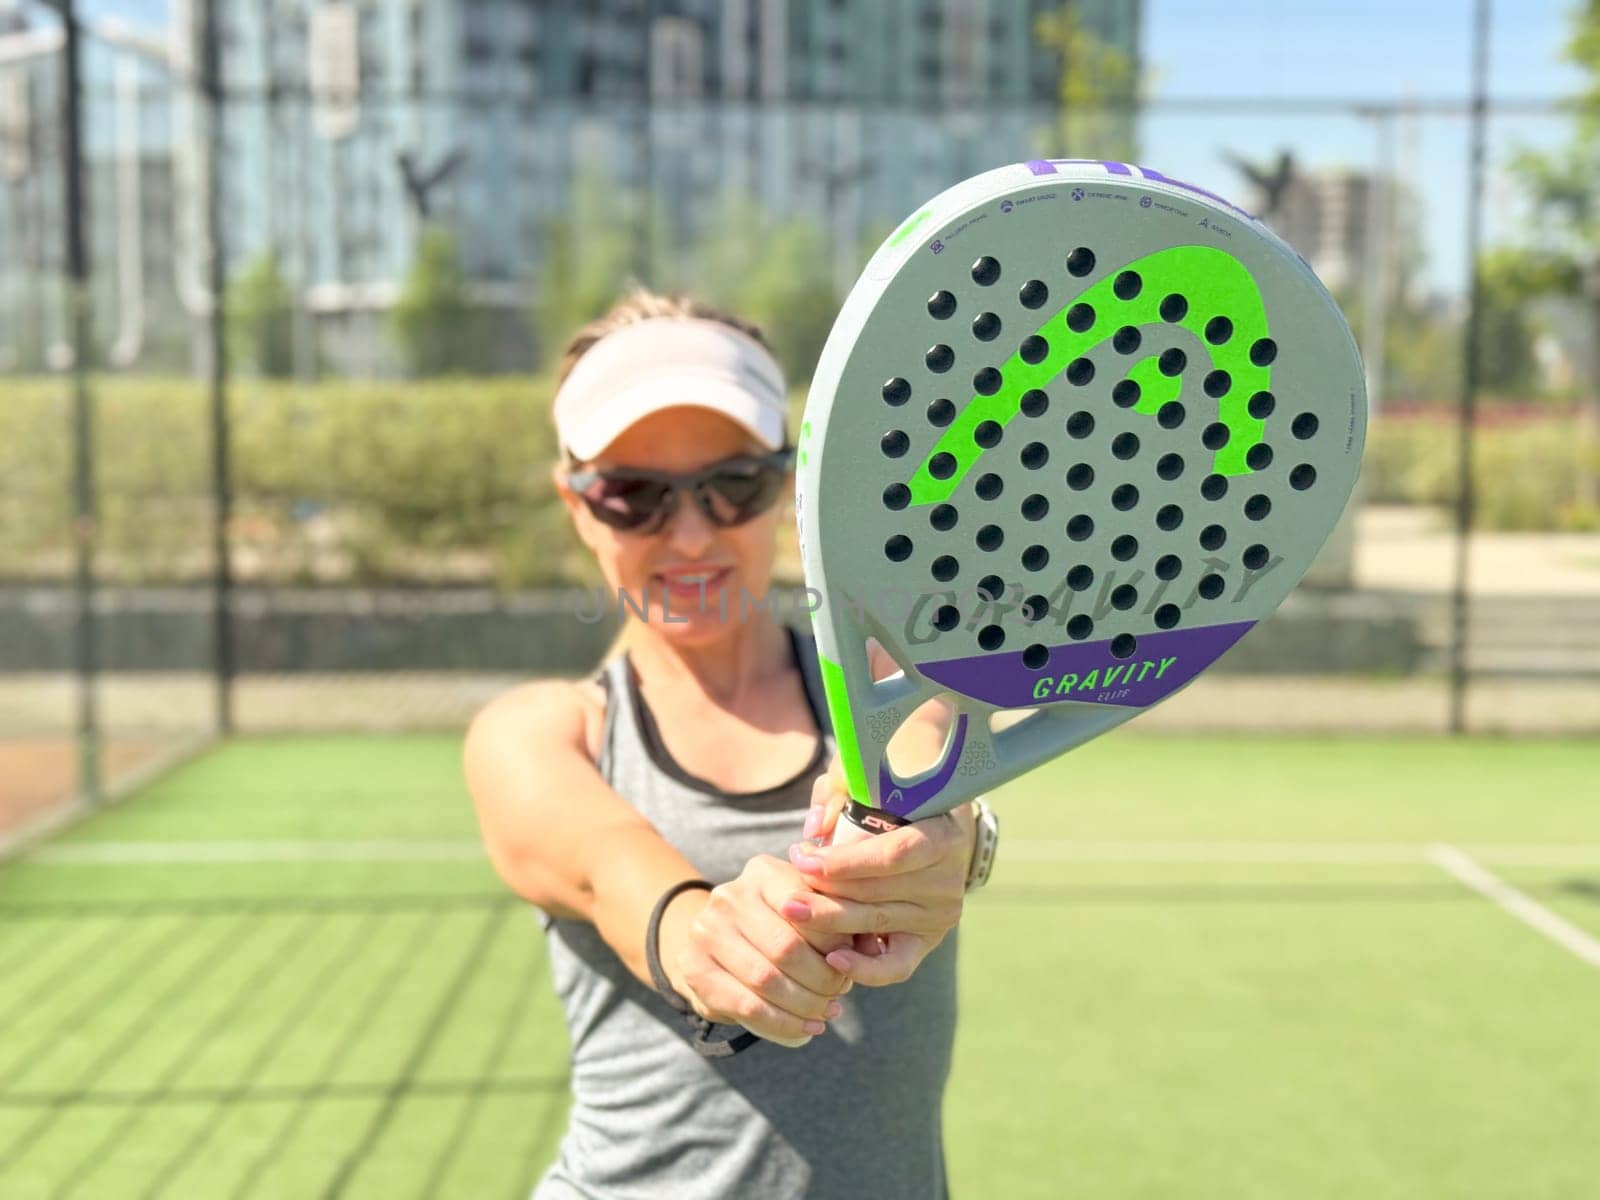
533, 627, 958, 1200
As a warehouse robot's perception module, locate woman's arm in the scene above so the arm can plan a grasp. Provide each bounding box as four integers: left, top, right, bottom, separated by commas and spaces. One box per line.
464, 682, 851, 1042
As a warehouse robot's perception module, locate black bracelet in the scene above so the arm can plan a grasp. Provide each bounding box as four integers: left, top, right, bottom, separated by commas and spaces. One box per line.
645, 878, 761, 1059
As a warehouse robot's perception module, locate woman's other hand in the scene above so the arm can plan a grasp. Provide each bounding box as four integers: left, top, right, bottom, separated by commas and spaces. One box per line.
662, 854, 853, 1048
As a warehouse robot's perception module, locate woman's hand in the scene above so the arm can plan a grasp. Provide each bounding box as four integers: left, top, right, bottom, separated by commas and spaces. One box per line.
665, 854, 853, 1047
783, 766, 976, 987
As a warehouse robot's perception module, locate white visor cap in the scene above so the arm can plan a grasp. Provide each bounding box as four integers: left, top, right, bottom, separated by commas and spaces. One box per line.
553, 317, 789, 461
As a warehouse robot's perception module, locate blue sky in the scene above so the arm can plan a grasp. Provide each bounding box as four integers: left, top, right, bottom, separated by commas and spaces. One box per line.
64, 0, 1593, 295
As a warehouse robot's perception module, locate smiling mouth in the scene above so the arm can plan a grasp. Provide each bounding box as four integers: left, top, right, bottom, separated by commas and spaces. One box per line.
652, 567, 733, 597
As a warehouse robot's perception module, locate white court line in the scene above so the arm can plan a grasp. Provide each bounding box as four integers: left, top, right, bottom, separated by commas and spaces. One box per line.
26, 840, 487, 865
1005, 841, 1600, 867
17, 838, 1600, 868
1427, 843, 1600, 970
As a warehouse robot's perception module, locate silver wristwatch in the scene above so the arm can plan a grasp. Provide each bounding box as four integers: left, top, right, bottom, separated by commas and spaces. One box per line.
964, 797, 999, 892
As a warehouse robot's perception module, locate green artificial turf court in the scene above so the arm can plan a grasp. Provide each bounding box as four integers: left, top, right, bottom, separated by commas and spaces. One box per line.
0, 733, 1597, 1198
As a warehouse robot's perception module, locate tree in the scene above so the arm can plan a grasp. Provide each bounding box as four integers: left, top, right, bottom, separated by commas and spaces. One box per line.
228, 252, 295, 378
531, 164, 636, 371
1032, 3, 1140, 161
390, 226, 483, 376
1505, 0, 1600, 499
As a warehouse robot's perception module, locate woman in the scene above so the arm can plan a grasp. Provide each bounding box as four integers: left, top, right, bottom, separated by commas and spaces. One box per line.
465, 289, 989, 1199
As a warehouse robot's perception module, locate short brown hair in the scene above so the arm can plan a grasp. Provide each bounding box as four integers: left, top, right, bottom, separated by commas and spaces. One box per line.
555, 287, 772, 387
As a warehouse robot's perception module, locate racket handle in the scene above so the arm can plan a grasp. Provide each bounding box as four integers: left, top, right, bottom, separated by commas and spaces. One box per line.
834, 800, 911, 843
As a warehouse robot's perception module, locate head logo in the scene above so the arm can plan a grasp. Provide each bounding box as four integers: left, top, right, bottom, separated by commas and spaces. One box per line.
1071, 187, 1085, 201
1000, 199, 1014, 213
929, 239, 944, 254
1140, 195, 1153, 208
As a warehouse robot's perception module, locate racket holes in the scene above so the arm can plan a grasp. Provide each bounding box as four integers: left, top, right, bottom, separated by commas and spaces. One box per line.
1292, 412, 1320, 439
927, 291, 957, 320
881, 430, 910, 457
1112, 484, 1140, 511
1246, 442, 1274, 470
972, 312, 1002, 341
977, 574, 1005, 600
1159, 293, 1189, 322
883, 483, 911, 510
1022, 642, 1050, 669
1067, 564, 1095, 590
1244, 494, 1271, 521
1021, 493, 1049, 521
1198, 573, 1226, 600
974, 368, 1003, 395
1290, 464, 1318, 490
1200, 473, 1228, 501
976, 472, 1004, 499
1203, 370, 1232, 398
1020, 335, 1049, 365
1249, 390, 1277, 419
1113, 326, 1142, 354
1110, 535, 1139, 562
1199, 524, 1227, 551
1154, 604, 1181, 629
1155, 554, 1182, 581
1250, 337, 1278, 366
1111, 585, 1138, 611
1067, 615, 1095, 640
1110, 633, 1138, 659
927, 398, 956, 426
1021, 389, 1050, 418
929, 452, 957, 479
1067, 463, 1095, 490
1156, 452, 1185, 480
1022, 595, 1050, 622
1022, 544, 1051, 571
974, 421, 1004, 449
931, 555, 960, 582
926, 344, 954, 373
1243, 543, 1270, 570
883, 377, 911, 406
1113, 380, 1141, 408
976, 523, 1004, 552
1066, 304, 1096, 333
1067, 515, 1095, 541
1155, 504, 1184, 531
1201, 422, 1230, 450
1205, 316, 1233, 345
1021, 441, 1050, 469
1113, 270, 1142, 300
1157, 401, 1186, 429
930, 503, 959, 531
1066, 247, 1096, 276
1112, 432, 1140, 460
885, 535, 913, 561
1067, 410, 1095, 438
972, 256, 1002, 286
1020, 279, 1050, 309
1158, 349, 1187, 377
978, 624, 1006, 651
933, 604, 961, 631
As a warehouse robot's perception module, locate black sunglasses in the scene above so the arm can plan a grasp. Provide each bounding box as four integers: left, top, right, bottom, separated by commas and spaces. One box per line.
567, 449, 794, 534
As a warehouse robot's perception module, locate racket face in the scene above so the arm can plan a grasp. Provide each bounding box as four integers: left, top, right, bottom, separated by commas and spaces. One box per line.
797, 160, 1366, 821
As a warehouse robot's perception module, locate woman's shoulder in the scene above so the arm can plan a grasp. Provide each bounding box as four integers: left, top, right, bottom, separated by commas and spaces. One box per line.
466, 670, 610, 764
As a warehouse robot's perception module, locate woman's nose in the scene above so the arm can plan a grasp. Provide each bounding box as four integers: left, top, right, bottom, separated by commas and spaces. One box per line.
663, 490, 717, 554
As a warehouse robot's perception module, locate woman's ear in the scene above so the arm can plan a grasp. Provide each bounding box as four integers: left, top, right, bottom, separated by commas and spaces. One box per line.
553, 462, 599, 549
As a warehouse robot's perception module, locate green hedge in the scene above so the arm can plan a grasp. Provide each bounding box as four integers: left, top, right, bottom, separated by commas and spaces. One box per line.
1362, 411, 1600, 531
3, 378, 1596, 588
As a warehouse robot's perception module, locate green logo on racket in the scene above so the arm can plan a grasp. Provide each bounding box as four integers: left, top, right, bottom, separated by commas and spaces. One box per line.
906, 244, 1273, 507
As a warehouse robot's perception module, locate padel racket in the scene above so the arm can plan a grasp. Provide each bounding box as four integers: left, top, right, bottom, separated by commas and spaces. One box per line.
797, 159, 1365, 840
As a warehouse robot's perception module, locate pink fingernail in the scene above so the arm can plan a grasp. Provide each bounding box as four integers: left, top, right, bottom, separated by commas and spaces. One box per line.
802, 808, 821, 840
781, 899, 811, 921
788, 846, 824, 874
826, 950, 852, 972
804, 1020, 827, 1036
825, 1000, 843, 1019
